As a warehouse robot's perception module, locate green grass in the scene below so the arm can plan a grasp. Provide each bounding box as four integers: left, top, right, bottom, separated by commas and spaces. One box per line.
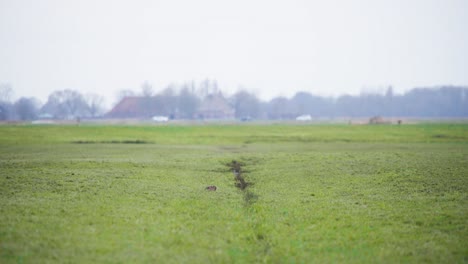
0, 124, 467, 263
0, 123, 467, 145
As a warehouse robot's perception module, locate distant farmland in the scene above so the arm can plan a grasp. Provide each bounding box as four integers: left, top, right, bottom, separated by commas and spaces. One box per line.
0, 124, 467, 263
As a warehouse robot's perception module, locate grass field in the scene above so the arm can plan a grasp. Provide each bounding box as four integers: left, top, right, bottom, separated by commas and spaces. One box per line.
0, 124, 467, 263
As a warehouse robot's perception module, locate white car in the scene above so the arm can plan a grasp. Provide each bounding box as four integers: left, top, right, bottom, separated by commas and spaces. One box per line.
152, 116, 169, 122
296, 115, 312, 121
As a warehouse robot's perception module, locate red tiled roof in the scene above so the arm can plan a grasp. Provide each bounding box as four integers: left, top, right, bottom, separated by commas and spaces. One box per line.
197, 93, 234, 119
107, 97, 146, 118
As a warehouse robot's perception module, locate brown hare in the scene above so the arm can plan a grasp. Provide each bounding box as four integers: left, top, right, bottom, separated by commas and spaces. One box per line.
205, 185, 217, 191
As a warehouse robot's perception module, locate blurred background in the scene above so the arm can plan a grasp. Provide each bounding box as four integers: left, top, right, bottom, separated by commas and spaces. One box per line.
0, 0, 467, 121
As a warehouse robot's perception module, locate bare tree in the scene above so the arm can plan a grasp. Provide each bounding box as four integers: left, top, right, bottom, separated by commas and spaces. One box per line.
231, 90, 260, 119
14, 97, 40, 120
198, 79, 219, 98
267, 97, 290, 119
156, 84, 178, 118
0, 102, 13, 120
0, 83, 14, 120
0, 83, 13, 103
141, 81, 154, 97
41, 90, 89, 119
85, 93, 105, 117
178, 85, 200, 119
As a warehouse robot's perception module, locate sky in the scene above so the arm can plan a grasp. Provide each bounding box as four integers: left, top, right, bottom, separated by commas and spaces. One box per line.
1, 0, 467, 107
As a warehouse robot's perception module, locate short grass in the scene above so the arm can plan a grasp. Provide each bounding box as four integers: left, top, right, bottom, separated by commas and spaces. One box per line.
0, 124, 467, 263
0, 123, 467, 145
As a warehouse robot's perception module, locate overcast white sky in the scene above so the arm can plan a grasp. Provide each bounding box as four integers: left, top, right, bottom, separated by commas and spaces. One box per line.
1, 0, 467, 106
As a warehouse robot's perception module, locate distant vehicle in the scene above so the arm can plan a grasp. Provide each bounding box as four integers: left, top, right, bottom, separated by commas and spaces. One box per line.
38, 113, 53, 119
296, 115, 312, 121
240, 116, 252, 122
152, 116, 169, 122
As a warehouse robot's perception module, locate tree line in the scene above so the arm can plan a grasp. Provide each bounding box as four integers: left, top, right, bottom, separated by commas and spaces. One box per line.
0, 81, 467, 121
0, 83, 105, 120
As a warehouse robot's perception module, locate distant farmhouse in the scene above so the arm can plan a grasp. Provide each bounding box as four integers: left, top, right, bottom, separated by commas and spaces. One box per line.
107, 97, 156, 118
107, 92, 234, 120
196, 93, 234, 119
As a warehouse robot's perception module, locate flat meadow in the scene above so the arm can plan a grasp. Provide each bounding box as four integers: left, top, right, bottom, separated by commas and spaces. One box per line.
0, 123, 467, 263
